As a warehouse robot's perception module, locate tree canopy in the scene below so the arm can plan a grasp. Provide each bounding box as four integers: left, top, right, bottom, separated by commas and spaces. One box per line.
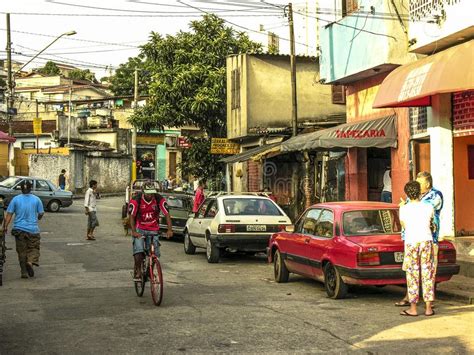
109, 55, 149, 96
67, 68, 97, 82
37, 61, 61, 76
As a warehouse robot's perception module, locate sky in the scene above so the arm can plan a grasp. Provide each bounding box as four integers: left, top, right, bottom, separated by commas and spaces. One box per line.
0, 0, 328, 79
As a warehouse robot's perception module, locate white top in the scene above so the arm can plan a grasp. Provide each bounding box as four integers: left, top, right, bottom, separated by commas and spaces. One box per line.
382, 170, 392, 192
84, 188, 97, 212
399, 201, 434, 244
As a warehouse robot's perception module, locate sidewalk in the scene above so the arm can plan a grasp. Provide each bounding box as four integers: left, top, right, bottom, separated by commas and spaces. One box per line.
436, 274, 474, 304
72, 192, 123, 200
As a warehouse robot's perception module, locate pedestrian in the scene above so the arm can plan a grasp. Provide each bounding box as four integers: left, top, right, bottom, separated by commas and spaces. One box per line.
58, 169, 67, 190
2, 180, 44, 279
84, 180, 99, 241
192, 179, 206, 213
399, 181, 436, 317
395, 171, 443, 307
381, 166, 392, 203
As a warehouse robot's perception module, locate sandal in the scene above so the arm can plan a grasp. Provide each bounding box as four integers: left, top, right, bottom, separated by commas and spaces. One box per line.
425, 310, 435, 317
400, 310, 418, 317
395, 300, 410, 307
86, 236, 96, 241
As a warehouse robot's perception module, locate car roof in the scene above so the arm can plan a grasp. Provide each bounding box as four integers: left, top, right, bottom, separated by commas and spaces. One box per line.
309, 201, 399, 210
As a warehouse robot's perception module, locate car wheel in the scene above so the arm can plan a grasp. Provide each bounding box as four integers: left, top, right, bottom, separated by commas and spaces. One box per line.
323, 262, 348, 299
206, 236, 220, 263
274, 250, 289, 283
183, 230, 196, 255
47, 200, 61, 213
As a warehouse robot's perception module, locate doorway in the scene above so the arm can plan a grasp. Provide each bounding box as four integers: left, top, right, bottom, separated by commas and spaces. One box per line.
367, 148, 391, 201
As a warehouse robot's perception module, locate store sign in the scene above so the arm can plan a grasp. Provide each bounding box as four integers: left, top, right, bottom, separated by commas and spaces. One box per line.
178, 137, 192, 149
136, 135, 165, 145
210, 138, 240, 155
33, 117, 42, 136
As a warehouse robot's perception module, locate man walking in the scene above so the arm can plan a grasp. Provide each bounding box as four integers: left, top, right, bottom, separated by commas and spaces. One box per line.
2, 181, 44, 279
84, 180, 99, 241
58, 169, 67, 190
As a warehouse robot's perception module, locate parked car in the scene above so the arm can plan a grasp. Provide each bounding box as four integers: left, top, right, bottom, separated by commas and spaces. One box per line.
122, 179, 162, 218
0, 176, 73, 212
159, 192, 193, 237
184, 194, 292, 263
267, 201, 460, 299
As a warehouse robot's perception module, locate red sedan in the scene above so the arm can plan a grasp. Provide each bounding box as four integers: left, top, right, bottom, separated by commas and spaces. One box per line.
267, 202, 460, 299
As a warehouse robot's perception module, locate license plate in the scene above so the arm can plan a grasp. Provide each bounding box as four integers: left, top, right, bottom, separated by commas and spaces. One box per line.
247, 225, 266, 232
394, 252, 404, 263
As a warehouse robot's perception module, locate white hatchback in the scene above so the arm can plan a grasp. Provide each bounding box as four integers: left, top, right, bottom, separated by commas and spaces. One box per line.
183, 194, 292, 263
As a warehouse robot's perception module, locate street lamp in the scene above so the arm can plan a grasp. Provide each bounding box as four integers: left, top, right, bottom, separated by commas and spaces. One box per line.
15, 30, 77, 74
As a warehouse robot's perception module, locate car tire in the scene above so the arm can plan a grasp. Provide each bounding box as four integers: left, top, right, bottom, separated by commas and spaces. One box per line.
47, 200, 61, 213
274, 249, 289, 283
183, 230, 196, 255
324, 262, 348, 299
206, 236, 220, 263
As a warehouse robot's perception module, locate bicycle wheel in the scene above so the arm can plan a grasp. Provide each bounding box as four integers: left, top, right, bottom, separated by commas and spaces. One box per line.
149, 256, 163, 306
134, 259, 146, 297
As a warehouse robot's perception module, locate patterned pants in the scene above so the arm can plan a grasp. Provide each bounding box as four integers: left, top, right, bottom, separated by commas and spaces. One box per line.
402, 241, 435, 304
12, 229, 41, 265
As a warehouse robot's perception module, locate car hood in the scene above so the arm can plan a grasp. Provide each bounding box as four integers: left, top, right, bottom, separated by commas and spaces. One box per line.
345, 234, 404, 252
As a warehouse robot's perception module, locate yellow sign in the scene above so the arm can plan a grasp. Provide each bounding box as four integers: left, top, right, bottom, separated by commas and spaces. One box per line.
136, 135, 165, 145
33, 117, 42, 136
210, 138, 240, 155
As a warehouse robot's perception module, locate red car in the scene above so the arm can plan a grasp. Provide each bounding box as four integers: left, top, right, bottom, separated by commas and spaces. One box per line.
267, 202, 460, 299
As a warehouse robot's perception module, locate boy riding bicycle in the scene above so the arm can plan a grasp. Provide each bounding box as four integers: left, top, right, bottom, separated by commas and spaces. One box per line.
129, 182, 173, 281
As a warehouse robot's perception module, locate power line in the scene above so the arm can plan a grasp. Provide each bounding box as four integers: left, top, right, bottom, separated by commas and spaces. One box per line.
0, 11, 280, 18
12, 51, 113, 70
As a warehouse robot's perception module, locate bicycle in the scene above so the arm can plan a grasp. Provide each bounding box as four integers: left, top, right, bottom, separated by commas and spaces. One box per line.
134, 234, 164, 306
0, 230, 9, 287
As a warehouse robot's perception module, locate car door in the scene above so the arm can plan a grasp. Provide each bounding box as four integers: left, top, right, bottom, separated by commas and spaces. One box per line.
33, 179, 53, 208
307, 209, 335, 279
284, 208, 322, 277
188, 199, 211, 247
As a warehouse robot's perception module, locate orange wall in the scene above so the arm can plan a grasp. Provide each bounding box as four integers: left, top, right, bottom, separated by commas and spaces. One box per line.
454, 136, 474, 233
344, 73, 410, 202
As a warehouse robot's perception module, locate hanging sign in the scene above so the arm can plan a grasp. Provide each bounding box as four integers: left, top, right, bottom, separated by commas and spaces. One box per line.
33, 117, 42, 136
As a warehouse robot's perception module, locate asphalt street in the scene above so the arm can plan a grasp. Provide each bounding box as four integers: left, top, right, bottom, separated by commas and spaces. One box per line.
0, 197, 473, 354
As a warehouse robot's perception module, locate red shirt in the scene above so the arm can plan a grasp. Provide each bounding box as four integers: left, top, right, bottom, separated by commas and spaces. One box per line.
129, 195, 169, 231
193, 187, 205, 213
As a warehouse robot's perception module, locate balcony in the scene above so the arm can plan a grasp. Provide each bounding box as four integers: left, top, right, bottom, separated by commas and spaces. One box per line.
408, 0, 474, 54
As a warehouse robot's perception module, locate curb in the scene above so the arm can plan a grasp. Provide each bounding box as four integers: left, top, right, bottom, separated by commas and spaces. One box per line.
73, 192, 124, 200
435, 288, 474, 304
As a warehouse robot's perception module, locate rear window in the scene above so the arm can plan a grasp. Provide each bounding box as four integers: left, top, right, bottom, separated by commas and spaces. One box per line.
343, 209, 401, 236
223, 198, 282, 216
165, 196, 191, 209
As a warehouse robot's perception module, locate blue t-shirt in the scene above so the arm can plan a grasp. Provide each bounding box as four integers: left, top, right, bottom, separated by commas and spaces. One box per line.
7, 194, 44, 234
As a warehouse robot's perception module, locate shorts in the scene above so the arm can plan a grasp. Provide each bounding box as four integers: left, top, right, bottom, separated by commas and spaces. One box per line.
87, 211, 99, 229
132, 228, 160, 257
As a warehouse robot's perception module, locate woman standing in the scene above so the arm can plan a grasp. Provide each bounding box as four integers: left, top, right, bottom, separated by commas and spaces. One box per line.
399, 181, 436, 317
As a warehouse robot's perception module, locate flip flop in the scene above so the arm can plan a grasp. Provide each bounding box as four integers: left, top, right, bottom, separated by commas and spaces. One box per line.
395, 300, 410, 307
400, 310, 418, 317
425, 310, 435, 317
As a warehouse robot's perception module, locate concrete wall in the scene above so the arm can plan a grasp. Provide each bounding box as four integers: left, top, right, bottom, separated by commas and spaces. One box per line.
319, 0, 416, 83
454, 135, 474, 234
83, 153, 131, 193
28, 154, 71, 188
227, 54, 346, 140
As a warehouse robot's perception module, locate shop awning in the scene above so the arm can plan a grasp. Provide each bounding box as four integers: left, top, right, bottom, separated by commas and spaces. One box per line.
220, 142, 281, 164
0, 131, 16, 143
281, 115, 397, 152
373, 40, 474, 108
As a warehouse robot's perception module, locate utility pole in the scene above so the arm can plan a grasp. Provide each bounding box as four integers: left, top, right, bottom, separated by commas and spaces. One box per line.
132, 68, 138, 161
6, 13, 15, 176
67, 87, 72, 145
287, 3, 298, 137
35, 99, 39, 154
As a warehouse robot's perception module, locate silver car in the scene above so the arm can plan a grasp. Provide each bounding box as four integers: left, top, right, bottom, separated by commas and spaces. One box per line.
0, 176, 73, 212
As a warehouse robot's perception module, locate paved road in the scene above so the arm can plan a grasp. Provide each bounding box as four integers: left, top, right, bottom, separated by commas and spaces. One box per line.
1, 197, 473, 354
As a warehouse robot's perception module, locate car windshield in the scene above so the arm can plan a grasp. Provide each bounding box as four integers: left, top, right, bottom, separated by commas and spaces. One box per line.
0, 177, 21, 188
165, 197, 188, 209
343, 209, 401, 236
223, 198, 282, 216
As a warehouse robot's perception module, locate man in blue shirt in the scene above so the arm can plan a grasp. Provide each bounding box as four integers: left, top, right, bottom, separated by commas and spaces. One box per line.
3, 180, 44, 279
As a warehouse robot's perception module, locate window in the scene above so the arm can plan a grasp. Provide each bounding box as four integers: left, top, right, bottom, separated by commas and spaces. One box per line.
21, 142, 36, 149
14, 179, 33, 190
343, 209, 401, 236
223, 198, 282, 216
35, 180, 51, 191
342, 0, 358, 17
301, 209, 322, 235
468, 146, 474, 180
315, 210, 334, 238
331, 85, 346, 104
197, 199, 211, 218
231, 68, 241, 110
205, 200, 218, 218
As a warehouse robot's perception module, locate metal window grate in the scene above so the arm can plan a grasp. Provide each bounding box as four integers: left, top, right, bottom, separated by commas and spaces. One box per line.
410, 0, 462, 21
409, 107, 428, 136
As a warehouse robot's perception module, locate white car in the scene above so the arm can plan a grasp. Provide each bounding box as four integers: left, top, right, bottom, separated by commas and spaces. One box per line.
183, 194, 292, 263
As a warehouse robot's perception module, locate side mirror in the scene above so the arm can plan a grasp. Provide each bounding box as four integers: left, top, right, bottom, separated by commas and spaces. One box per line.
285, 225, 295, 233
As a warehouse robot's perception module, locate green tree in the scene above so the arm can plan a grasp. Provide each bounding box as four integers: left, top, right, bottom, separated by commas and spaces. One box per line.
37, 61, 60, 76
109, 56, 149, 96
67, 68, 97, 82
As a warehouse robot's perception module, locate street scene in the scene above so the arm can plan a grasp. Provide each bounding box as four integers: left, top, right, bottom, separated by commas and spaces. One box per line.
1, 0, 474, 354
0, 197, 473, 353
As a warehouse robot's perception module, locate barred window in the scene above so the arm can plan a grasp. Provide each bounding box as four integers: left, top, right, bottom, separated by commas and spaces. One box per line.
231, 69, 241, 110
